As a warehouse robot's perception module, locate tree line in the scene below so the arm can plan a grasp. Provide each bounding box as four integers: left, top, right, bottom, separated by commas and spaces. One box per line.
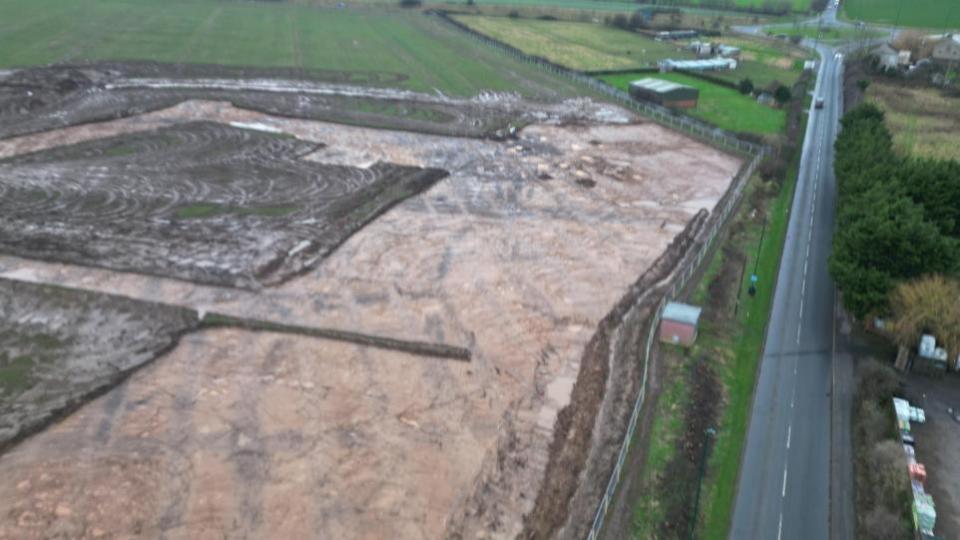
633, 0, 795, 16
830, 104, 960, 319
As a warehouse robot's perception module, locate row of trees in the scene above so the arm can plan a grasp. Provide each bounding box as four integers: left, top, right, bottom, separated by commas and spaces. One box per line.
604, 8, 681, 31
829, 104, 960, 319
639, 0, 794, 16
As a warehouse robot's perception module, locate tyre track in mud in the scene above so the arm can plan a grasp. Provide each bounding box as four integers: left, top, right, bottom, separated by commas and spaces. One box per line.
0, 121, 448, 289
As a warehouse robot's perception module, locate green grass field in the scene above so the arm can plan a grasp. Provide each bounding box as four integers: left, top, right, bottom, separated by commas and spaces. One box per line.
453, 15, 694, 70
456, 15, 809, 86
458, 0, 812, 11
0, 0, 587, 97
456, 16, 806, 89
867, 81, 960, 161
709, 36, 809, 87
601, 71, 786, 133
766, 23, 887, 43
843, 0, 960, 29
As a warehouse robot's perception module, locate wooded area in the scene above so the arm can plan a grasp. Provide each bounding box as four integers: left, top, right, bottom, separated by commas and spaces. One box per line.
830, 104, 960, 318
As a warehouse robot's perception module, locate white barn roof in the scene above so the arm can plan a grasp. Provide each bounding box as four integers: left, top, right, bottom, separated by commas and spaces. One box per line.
662, 302, 702, 326
629, 78, 691, 93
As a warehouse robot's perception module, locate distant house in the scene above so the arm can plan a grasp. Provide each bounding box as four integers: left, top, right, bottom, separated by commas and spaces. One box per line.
933, 34, 960, 63
660, 302, 702, 347
716, 44, 741, 58
898, 49, 912, 66
629, 78, 699, 109
656, 30, 698, 41
874, 43, 900, 70
689, 40, 713, 56
757, 92, 775, 106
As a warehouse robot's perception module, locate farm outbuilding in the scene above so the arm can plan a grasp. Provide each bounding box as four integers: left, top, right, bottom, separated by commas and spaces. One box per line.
933, 34, 960, 62
629, 78, 699, 109
659, 57, 737, 72
659, 301, 702, 346
656, 30, 698, 41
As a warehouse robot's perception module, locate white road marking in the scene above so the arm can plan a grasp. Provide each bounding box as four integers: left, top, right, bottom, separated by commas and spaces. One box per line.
787, 425, 792, 449
778, 514, 784, 540
782, 467, 789, 497
796, 104, 833, 347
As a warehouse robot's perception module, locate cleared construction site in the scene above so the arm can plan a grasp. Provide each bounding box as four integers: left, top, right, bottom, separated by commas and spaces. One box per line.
0, 62, 743, 539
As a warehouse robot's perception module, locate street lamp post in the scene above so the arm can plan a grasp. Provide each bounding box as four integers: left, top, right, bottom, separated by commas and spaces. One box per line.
749, 216, 767, 297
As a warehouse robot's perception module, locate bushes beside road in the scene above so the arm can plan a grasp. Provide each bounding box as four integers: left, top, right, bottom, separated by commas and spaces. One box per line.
852, 360, 913, 539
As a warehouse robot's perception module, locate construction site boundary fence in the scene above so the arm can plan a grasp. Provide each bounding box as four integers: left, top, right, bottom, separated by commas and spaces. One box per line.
585, 144, 763, 540
430, 10, 765, 157
430, 11, 767, 538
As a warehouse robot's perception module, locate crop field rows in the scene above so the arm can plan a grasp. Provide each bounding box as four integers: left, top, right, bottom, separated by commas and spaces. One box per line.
867, 81, 960, 162
0, 0, 587, 97
452, 15, 696, 71
842, 0, 959, 29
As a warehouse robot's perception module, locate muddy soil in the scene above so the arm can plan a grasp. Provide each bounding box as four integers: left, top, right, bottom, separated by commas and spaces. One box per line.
657, 358, 720, 539
0, 62, 629, 140
0, 278, 197, 451
0, 121, 445, 289
0, 99, 741, 539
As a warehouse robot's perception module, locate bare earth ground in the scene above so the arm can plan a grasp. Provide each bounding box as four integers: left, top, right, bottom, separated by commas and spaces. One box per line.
0, 100, 741, 539
0, 279, 197, 449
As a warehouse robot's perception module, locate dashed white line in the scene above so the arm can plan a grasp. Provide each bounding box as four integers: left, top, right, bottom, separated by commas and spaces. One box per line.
787, 425, 792, 449
778, 514, 784, 540
782, 467, 789, 498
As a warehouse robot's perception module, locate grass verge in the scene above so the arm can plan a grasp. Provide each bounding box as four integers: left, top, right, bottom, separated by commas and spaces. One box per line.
624, 160, 797, 539
697, 152, 798, 539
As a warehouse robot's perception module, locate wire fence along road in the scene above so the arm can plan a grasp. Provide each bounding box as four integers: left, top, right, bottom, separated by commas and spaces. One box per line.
586, 149, 762, 540
430, 12, 767, 538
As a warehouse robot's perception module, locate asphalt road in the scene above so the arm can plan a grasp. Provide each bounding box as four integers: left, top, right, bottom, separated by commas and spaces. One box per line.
729, 43, 844, 540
